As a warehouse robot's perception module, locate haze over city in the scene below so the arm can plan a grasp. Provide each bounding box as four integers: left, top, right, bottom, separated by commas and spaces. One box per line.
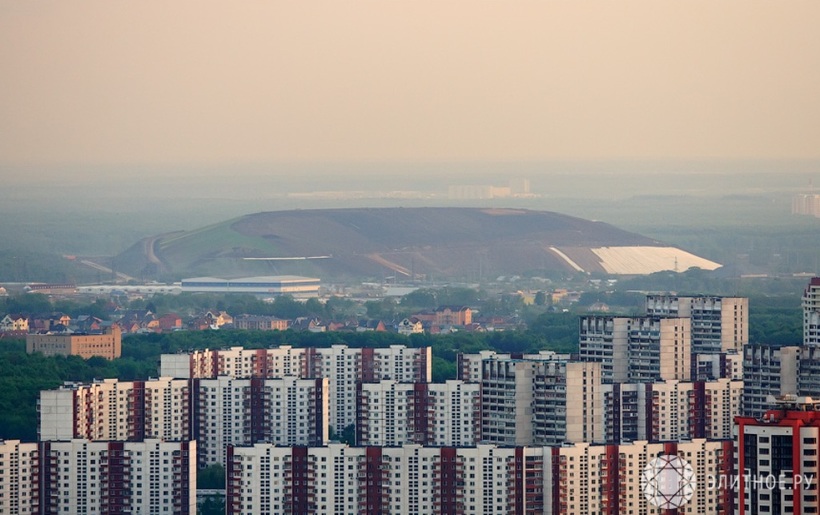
1, 0, 819, 175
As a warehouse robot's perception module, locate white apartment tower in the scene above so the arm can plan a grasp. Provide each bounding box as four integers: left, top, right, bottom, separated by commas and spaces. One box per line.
160, 344, 432, 435
2, 439, 197, 514
227, 440, 731, 515
579, 316, 690, 382
39, 377, 192, 442
39, 376, 329, 468
356, 380, 480, 446
0, 440, 39, 514
194, 376, 328, 467
645, 295, 749, 354
228, 443, 549, 515
480, 358, 603, 446
545, 439, 733, 515
39, 439, 196, 515
603, 379, 742, 443
803, 277, 820, 346
427, 380, 481, 446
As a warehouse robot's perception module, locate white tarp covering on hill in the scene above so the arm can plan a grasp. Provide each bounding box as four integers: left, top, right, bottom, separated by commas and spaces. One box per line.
591, 246, 721, 275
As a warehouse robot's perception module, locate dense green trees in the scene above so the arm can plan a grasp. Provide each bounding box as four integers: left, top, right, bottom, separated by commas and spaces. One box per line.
1, 293, 53, 316
400, 287, 480, 310
748, 295, 802, 346
0, 340, 157, 441
0, 250, 100, 284
197, 464, 225, 489
1, 294, 110, 321
128, 292, 361, 320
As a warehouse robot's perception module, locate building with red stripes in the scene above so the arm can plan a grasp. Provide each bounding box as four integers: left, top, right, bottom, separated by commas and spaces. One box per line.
226, 439, 732, 515
735, 397, 820, 515
160, 344, 432, 435
0, 439, 196, 515
356, 380, 480, 446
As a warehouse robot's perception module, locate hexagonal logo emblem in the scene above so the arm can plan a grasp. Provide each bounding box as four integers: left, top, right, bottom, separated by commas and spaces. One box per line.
642, 454, 695, 509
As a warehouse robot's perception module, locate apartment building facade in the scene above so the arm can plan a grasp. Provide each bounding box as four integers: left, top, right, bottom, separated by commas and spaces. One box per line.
39, 376, 329, 468
195, 376, 328, 467
645, 295, 748, 354
356, 380, 480, 446
2, 438, 196, 514
735, 399, 820, 515
480, 358, 603, 446
39, 377, 192, 442
160, 344, 431, 435
742, 345, 801, 417
456, 350, 571, 383
603, 378, 742, 443
0, 440, 39, 514
804, 277, 820, 346
227, 440, 731, 515
26, 324, 122, 360
579, 315, 690, 383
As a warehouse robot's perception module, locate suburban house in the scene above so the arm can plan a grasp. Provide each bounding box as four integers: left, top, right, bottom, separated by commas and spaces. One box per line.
157, 313, 183, 332
115, 310, 159, 333
357, 319, 388, 332
204, 311, 233, 328
0, 314, 29, 332
434, 306, 472, 327
30, 313, 72, 333
397, 317, 424, 335
233, 314, 289, 331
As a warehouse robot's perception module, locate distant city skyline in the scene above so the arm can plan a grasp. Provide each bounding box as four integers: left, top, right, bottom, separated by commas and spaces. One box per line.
1, 0, 820, 177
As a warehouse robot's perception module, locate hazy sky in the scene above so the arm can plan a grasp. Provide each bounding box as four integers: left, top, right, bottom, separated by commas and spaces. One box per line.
2, 1, 820, 170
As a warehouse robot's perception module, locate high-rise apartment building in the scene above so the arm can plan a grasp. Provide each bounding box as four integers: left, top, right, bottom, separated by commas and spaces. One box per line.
356, 380, 480, 446
227, 440, 731, 515
645, 295, 748, 354
195, 376, 328, 467
793, 193, 820, 217
2, 439, 196, 514
160, 344, 431, 435
456, 350, 571, 383
735, 397, 820, 515
695, 351, 744, 381
0, 440, 39, 514
38, 439, 196, 515
39, 377, 192, 442
547, 439, 733, 515
603, 378, 742, 443
798, 345, 820, 398
229, 443, 539, 515
39, 376, 329, 468
579, 316, 690, 382
803, 277, 820, 346
480, 357, 602, 446
742, 345, 801, 417
743, 342, 820, 419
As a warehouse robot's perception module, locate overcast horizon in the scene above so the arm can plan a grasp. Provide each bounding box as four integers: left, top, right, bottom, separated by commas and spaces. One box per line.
2, 0, 820, 183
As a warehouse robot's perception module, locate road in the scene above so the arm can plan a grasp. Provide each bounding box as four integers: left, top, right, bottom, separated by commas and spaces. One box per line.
77, 259, 137, 283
